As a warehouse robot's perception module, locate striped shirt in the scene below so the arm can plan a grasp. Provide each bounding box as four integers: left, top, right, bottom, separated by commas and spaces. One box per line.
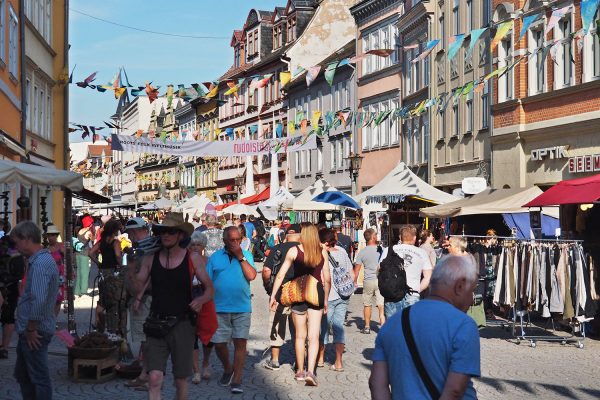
16, 249, 59, 335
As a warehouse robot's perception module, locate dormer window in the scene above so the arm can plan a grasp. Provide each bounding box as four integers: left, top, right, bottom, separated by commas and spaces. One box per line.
273, 24, 283, 49
247, 29, 259, 60
287, 17, 296, 42
235, 47, 241, 68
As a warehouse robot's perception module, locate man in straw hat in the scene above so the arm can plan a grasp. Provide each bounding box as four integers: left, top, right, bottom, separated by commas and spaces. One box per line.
131, 212, 214, 400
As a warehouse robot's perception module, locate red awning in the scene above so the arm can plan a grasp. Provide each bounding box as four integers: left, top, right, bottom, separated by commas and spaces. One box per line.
215, 187, 270, 211
524, 173, 600, 207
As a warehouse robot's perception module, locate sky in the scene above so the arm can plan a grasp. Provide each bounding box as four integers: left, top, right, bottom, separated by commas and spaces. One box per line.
69, 0, 283, 143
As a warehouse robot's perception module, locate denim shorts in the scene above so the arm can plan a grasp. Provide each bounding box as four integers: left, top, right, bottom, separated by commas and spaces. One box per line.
320, 298, 349, 345
211, 312, 252, 343
384, 294, 420, 320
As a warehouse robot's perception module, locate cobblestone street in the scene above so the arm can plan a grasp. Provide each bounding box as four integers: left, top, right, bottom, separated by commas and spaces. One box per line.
1, 274, 599, 400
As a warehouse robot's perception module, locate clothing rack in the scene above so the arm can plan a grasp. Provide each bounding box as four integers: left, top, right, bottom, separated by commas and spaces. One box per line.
460, 235, 588, 349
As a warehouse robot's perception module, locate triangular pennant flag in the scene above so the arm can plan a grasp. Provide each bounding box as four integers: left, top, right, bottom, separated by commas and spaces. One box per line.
582, 0, 600, 34
288, 121, 296, 136
224, 81, 240, 97
131, 86, 145, 96
114, 87, 126, 99
324, 62, 338, 86
257, 74, 273, 89
367, 49, 395, 57
306, 65, 322, 87
447, 34, 466, 61
545, 6, 571, 36
295, 110, 304, 126
177, 84, 188, 99
338, 58, 350, 68
461, 81, 475, 98
412, 40, 440, 63
519, 14, 542, 42
275, 123, 283, 138
466, 28, 487, 58
311, 111, 321, 130
300, 119, 308, 135
191, 83, 206, 97
279, 71, 292, 87
68, 64, 76, 84
205, 83, 219, 98
145, 82, 159, 103
249, 125, 258, 134
96, 86, 108, 93
159, 131, 168, 143
122, 67, 133, 87
76, 71, 97, 88
491, 20, 513, 53
226, 128, 234, 138
292, 66, 306, 78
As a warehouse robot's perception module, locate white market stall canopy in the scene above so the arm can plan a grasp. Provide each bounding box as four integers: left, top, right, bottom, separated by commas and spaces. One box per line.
257, 187, 295, 220
219, 203, 259, 217
282, 179, 341, 211
139, 197, 174, 210
0, 158, 83, 191
355, 162, 459, 205
175, 194, 212, 215
420, 187, 560, 218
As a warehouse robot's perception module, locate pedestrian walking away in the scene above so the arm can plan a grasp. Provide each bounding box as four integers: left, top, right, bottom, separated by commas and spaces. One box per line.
354, 228, 386, 334
11, 221, 59, 400
206, 226, 257, 395
370, 255, 481, 400
132, 212, 214, 400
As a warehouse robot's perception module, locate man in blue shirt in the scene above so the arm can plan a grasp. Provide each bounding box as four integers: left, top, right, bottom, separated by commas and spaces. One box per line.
370, 255, 480, 400
206, 226, 257, 395
11, 221, 59, 400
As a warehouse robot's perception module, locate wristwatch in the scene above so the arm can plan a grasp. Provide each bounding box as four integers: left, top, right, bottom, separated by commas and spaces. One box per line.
238, 256, 247, 263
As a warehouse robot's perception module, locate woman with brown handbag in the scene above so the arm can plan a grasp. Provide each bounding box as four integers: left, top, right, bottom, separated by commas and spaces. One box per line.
269, 224, 331, 387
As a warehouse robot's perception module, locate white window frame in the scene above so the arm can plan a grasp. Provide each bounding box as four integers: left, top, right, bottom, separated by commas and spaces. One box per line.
0, 0, 5, 63
555, 14, 574, 88
528, 26, 546, 95
336, 139, 343, 171
452, 0, 460, 35
583, 12, 600, 82
423, 114, 429, 163
466, 0, 473, 31
498, 37, 513, 101
391, 99, 400, 144
466, 98, 473, 133
317, 146, 323, 171
8, 5, 18, 77
452, 104, 459, 136
381, 101, 390, 146
481, 81, 489, 129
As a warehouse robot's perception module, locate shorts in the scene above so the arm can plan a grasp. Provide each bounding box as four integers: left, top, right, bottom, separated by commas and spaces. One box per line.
211, 312, 252, 343
362, 279, 384, 307
320, 298, 349, 345
145, 319, 196, 379
0, 283, 19, 324
269, 304, 292, 347
291, 301, 323, 315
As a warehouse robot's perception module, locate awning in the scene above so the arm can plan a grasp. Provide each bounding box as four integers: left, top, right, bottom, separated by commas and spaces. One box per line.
312, 191, 360, 209
282, 179, 341, 211
0, 158, 83, 191
216, 187, 270, 211
72, 188, 111, 204
524, 174, 600, 206
421, 187, 559, 218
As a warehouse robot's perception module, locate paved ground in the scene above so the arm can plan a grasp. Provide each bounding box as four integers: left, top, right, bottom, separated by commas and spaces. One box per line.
1, 267, 600, 400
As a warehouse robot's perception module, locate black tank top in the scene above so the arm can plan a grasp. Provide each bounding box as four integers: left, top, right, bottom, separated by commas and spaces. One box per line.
100, 239, 119, 269
150, 251, 191, 317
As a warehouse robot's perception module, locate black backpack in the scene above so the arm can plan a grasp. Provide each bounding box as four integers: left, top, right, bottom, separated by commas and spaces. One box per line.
377, 248, 413, 302
264, 246, 285, 296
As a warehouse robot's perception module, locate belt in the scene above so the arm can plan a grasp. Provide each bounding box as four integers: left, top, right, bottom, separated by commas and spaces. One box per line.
148, 312, 189, 321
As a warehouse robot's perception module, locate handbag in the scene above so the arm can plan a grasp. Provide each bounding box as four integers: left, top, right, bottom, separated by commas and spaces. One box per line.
143, 316, 179, 338
279, 274, 324, 308
328, 253, 355, 299
401, 307, 441, 400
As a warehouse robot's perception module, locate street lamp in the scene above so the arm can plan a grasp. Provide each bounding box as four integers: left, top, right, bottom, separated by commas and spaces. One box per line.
346, 153, 363, 197
234, 175, 244, 204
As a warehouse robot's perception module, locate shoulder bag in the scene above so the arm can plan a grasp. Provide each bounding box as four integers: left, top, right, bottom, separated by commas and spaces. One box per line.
401, 307, 441, 400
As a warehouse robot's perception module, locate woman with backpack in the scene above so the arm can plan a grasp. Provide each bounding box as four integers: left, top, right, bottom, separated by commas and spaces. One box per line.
269, 224, 331, 387
317, 228, 355, 372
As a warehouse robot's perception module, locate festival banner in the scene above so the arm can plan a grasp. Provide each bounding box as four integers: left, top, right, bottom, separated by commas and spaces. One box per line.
111, 133, 317, 157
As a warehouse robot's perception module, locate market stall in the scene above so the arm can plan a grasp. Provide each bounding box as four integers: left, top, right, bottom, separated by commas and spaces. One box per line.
421, 187, 560, 239
255, 187, 294, 221
282, 179, 346, 225
354, 162, 459, 245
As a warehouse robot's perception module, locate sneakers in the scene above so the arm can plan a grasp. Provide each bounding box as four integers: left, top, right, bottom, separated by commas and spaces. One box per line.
231, 383, 244, 394
264, 359, 281, 370
219, 371, 234, 387
294, 370, 306, 381
304, 371, 318, 386
361, 327, 371, 334
191, 372, 201, 384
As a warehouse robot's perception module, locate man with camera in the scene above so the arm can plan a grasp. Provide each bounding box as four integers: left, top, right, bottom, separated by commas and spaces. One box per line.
132, 213, 213, 400
10, 221, 59, 400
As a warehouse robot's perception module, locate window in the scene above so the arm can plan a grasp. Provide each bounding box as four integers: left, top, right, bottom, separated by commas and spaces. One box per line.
391, 99, 400, 144
38, 89, 44, 136
452, 104, 459, 136
466, 0, 473, 31
25, 79, 30, 130
466, 99, 473, 133
424, 50, 430, 86
498, 37, 513, 101
481, 81, 489, 129
330, 141, 337, 170
44, 0, 51, 42
371, 31, 380, 71
8, 5, 18, 77
234, 47, 240, 68
439, 110, 446, 139
287, 17, 296, 42
336, 140, 343, 170
317, 146, 323, 170
362, 110, 370, 150
371, 103, 380, 148
437, 58, 445, 83
362, 36, 371, 75
482, 0, 491, 25
423, 115, 429, 163
273, 24, 283, 49
295, 152, 300, 175
560, 17, 573, 87
317, 90, 323, 111
33, 85, 38, 132
452, 0, 460, 35
405, 47, 414, 94
479, 38, 488, 65
414, 118, 421, 164
46, 92, 51, 139
362, 22, 399, 76
593, 22, 600, 78
439, 13, 445, 49
529, 28, 545, 94
0, 0, 5, 62
403, 121, 412, 165
381, 102, 389, 146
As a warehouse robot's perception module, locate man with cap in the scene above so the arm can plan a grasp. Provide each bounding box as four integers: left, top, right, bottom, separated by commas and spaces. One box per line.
261, 224, 300, 371
133, 212, 214, 400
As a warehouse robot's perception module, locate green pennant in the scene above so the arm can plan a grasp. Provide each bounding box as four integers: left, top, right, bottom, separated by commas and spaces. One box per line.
324, 62, 338, 86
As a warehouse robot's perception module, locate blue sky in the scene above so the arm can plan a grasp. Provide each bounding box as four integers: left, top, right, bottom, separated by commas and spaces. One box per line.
69, 0, 283, 142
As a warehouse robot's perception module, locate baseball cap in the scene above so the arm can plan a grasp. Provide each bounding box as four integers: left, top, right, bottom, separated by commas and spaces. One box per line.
124, 217, 148, 230
286, 224, 302, 234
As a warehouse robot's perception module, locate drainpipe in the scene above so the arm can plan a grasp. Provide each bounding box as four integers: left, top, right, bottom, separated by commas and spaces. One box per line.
19, 0, 26, 155
280, 54, 291, 190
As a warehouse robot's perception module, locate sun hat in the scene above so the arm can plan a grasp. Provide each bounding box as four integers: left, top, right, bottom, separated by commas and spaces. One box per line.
124, 217, 148, 231
46, 224, 61, 235
81, 215, 94, 229
152, 212, 194, 237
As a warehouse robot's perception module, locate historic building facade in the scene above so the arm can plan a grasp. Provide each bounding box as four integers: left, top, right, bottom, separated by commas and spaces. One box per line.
351, 0, 404, 192
491, 0, 600, 188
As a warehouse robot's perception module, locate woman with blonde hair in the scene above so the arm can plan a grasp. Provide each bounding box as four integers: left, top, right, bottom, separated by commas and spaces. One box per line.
270, 224, 331, 386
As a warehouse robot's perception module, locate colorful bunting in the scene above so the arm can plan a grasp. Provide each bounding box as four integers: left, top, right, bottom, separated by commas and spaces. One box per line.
491, 20, 513, 53
467, 28, 487, 58
447, 34, 466, 61
412, 40, 440, 63
545, 6, 571, 36
280, 71, 292, 87
324, 62, 338, 86
288, 121, 296, 136
582, 0, 600, 34
519, 14, 542, 42
306, 65, 322, 87
145, 82, 159, 103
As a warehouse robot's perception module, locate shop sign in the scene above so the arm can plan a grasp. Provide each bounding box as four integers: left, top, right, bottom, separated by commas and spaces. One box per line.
568, 154, 600, 173
462, 177, 487, 195
531, 146, 569, 161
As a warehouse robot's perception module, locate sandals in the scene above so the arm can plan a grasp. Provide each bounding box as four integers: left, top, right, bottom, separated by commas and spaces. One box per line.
330, 365, 344, 372
125, 377, 148, 388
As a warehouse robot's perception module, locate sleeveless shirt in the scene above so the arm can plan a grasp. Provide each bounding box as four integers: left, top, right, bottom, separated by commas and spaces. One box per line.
100, 239, 119, 269
292, 246, 324, 283
150, 251, 192, 317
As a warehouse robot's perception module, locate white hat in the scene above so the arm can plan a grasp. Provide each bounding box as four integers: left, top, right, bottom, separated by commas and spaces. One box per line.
46, 224, 61, 235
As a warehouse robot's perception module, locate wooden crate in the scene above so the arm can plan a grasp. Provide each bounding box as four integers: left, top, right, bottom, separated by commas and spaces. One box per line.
72, 356, 118, 383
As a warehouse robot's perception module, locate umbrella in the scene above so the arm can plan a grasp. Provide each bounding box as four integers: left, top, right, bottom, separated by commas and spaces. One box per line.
219, 203, 259, 217
312, 191, 361, 209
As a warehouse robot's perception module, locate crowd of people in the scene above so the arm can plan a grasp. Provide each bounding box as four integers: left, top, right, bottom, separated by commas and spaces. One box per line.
0, 210, 486, 400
